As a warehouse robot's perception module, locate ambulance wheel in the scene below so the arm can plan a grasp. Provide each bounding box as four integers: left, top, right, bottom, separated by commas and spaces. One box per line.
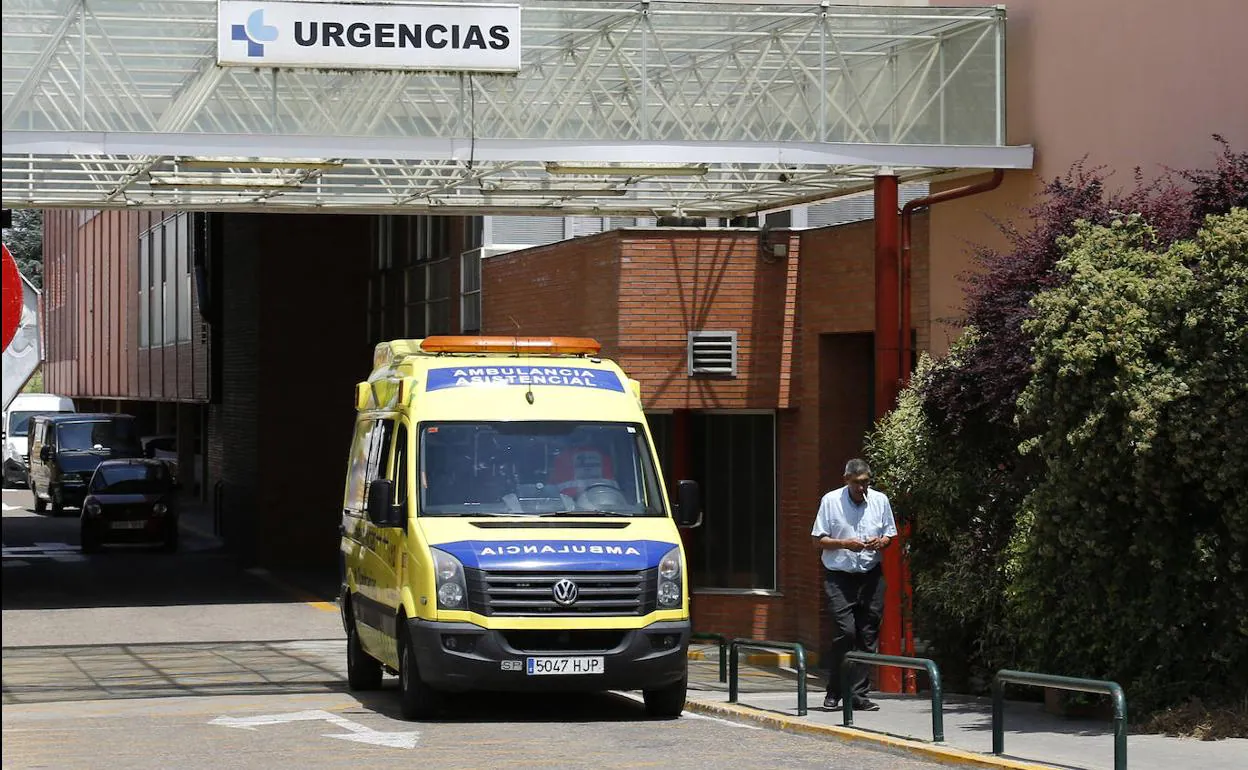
346, 616, 382, 691
33, 483, 47, 514
643, 675, 687, 719
398, 627, 441, 720
50, 486, 65, 516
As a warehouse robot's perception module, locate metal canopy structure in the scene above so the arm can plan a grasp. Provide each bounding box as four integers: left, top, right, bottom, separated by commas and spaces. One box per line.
2, 0, 1032, 216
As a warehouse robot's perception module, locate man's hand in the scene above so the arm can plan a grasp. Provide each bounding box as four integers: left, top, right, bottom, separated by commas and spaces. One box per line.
863, 536, 891, 551
841, 539, 867, 552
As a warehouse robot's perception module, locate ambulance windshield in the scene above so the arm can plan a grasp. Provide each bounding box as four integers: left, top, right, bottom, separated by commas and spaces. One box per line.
419, 421, 665, 517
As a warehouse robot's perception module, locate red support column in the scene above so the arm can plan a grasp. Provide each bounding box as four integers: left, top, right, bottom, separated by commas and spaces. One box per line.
872, 172, 904, 694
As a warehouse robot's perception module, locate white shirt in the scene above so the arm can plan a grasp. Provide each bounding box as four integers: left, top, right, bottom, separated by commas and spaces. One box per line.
811, 486, 898, 573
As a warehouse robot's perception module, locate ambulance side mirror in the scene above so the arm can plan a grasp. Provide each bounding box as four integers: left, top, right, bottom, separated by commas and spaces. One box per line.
675, 480, 702, 529
366, 479, 404, 528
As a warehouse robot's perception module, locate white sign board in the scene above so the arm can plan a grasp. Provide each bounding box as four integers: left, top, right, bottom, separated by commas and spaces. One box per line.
217, 1, 521, 72
2, 267, 41, 413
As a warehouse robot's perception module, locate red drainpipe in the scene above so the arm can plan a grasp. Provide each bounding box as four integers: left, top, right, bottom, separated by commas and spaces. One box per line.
894, 168, 1005, 694
872, 173, 903, 693
900, 169, 1005, 382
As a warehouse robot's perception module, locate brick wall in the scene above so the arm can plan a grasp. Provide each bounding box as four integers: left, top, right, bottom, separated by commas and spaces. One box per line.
480, 217, 932, 653
481, 230, 621, 346
40, 209, 210, 404
208, 213, 372, 567
617, 230, 789, 409
211, 215, 262, 562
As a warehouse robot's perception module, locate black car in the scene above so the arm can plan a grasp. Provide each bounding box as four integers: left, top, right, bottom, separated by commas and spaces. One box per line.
80, 459, 179, 553
28, 413, 142, 514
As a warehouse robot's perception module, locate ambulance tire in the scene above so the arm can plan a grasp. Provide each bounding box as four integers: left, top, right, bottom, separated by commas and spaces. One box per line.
32, 483, 47, 514
346, 616, 382, 691
643, 675, 687, 719
398, 626, 441, 720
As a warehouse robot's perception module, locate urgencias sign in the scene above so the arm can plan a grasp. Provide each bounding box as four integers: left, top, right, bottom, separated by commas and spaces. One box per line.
217, 1, 521, 73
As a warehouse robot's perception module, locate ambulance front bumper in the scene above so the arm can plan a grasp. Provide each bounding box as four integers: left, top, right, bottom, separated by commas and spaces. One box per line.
407, 618, 689, 693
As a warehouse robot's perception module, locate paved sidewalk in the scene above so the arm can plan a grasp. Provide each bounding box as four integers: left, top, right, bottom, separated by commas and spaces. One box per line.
683, 646, 1248, 770
167, 503, 1245, 770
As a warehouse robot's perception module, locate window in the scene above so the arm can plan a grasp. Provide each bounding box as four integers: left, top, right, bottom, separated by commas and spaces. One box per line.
139, 213, 194, 348
425, 257, 452, 335
393, 424, 409, 508
688, 413, 776, 590
363, 419, 395, 512
175, 213, 191, 342
460, 249, 482, 333
139, 235, 150, 347
344, 420, 373, 516
419, 421, 664, 517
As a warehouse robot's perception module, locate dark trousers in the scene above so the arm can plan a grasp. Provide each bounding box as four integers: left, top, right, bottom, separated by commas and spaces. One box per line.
824, 565, 885, 699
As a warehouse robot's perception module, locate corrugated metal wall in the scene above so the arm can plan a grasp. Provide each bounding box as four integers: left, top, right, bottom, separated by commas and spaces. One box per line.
41, 209, 210, 403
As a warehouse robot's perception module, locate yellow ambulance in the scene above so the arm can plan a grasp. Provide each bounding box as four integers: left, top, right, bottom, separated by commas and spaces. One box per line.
339, 336, 701, 720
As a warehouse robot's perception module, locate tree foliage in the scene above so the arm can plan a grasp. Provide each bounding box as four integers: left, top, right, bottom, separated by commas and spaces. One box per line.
2, 208, 43, 289
867, 138, 1248, 714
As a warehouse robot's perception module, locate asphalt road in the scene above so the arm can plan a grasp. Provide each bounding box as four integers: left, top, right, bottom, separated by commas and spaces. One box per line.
2, 487, 945, 769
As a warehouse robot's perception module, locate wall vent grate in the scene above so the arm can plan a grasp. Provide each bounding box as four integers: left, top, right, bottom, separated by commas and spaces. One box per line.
687, 330, 738, 377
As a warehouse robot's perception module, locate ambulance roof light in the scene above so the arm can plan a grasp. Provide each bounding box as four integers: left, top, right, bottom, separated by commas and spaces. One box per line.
420, 336, 602, 356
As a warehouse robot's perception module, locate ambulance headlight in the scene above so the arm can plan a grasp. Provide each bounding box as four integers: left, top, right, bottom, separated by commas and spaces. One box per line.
432, 549, 468, 610
657, 546, 683, 608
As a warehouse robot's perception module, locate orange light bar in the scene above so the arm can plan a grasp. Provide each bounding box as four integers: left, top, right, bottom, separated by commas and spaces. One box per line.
420, 336, 602, 356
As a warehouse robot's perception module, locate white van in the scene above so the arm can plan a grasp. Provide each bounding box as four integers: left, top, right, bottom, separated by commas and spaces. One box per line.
3, 393, 76, 487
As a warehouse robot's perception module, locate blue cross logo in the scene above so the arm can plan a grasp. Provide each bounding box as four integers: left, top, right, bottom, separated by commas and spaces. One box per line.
231, 9, 279, 57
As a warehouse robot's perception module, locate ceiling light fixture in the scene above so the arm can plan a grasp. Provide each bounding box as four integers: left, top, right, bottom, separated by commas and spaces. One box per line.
148, 173, 303, 190
479, 186, 629, 197
545, 162, 709, 177
173, 157, 343, 171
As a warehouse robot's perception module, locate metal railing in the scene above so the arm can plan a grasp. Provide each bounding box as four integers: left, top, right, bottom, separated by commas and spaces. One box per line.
728, 639, 808, 716
842, 652, 945, 742
992, 670, 1127, 770
690, 632, 728, 683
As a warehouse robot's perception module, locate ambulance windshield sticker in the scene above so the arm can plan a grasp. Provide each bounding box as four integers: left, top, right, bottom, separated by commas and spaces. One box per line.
425, 366, 625, 393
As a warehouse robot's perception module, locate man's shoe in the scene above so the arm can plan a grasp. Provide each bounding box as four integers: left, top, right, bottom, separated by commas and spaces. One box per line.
822, 695, 841, 710
852, 697, 880, 711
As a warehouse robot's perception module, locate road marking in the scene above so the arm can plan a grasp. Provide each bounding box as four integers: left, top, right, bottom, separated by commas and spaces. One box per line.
209, 709, 419, 748
3, 502, 24, 511
2, 542, 86, 562
610, 691, 761, 729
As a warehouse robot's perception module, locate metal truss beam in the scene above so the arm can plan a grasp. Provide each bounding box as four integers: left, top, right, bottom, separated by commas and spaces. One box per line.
2, 1, 1028, 213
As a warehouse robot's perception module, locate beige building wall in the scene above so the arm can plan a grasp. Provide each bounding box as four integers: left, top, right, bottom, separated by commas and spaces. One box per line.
927, 0, 1248, 352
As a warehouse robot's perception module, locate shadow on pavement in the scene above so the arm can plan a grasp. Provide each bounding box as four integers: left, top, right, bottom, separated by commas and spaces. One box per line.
1, 639, 347, 706
3, 494, 339, 611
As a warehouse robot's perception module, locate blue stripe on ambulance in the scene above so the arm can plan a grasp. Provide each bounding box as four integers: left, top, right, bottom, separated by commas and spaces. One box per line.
435, 539, 676, 571
425, 366, 625, 393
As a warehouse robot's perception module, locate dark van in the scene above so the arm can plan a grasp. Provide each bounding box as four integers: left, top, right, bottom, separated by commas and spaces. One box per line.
27, 413, 142, 514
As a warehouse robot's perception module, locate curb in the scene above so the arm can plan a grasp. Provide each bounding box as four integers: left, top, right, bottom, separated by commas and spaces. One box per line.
681, 698, 1057, 770
688, 647, 820, 669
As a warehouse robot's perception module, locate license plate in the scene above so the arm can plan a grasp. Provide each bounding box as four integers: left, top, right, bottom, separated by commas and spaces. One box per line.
110, 521, 146, 530
526, 656, 604, 676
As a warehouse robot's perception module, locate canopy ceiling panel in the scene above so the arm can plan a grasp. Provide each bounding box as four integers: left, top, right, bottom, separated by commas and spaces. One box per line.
2, 0, 1031, 215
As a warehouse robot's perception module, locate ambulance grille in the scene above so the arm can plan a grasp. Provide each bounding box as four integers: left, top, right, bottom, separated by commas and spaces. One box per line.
464, 568, 657, 616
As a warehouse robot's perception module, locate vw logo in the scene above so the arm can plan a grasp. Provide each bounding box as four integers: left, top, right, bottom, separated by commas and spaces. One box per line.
551, 578, 579, 606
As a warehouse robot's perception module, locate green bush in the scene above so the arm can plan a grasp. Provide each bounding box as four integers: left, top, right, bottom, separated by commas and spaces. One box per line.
1013, 209, 1248, 712
866, 141, 1247, 716
870, 342, 1026, 688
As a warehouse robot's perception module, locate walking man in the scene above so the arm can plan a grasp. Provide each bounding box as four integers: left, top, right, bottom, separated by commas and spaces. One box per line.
811, 458, 897, 711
